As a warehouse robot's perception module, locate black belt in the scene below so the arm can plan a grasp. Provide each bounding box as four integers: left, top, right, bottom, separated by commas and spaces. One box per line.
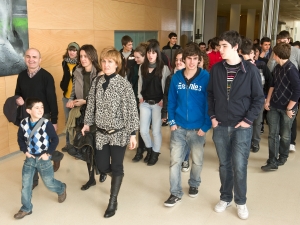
144, 100, 159, 105
97, 127, 123, 135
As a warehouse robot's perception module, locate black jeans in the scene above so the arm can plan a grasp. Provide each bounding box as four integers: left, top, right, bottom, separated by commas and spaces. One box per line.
95, 144, 126, 177
33, 113, 64, 185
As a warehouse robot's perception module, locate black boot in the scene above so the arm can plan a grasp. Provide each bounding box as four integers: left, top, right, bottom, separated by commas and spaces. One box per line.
132, 147, 145, 162
144, 147, 152, 163
147, 150, 160, 166
104, 175, 123, 218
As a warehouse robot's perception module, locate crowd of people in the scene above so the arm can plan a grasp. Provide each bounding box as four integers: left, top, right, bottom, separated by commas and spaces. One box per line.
11, 29, 300, 221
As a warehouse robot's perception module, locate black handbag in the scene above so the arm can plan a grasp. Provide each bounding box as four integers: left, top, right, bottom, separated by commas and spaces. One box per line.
68, 131, 95, 163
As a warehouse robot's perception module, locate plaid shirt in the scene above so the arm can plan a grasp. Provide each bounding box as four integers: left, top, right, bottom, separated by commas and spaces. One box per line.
27, 67, 41, 78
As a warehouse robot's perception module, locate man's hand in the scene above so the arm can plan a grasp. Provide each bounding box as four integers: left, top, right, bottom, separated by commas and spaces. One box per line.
211, 118, 219, 128
53, 124, 57, 131
197, 129, 205, 136
25, 152, 35, 158
264, 101, 270, 111
39, 153, 50, 160
170, 125, 178, 131
235, 121, 251, 128
16, 96, 24, 106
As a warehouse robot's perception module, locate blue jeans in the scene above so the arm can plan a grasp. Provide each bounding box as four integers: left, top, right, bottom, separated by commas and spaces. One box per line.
139, 102, 162, 152
62, 97, 70, 144
169, 126, 205, 198
267, 107, 297, 162
212, 125, 252, 205
20, 157, 65, 212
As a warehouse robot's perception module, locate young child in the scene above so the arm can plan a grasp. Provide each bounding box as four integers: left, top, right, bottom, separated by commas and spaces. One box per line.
262, 42, 300, 171
14, 98, 66, 219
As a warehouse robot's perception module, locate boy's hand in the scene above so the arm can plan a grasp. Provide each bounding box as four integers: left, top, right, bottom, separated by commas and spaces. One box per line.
25, 152, 35, 158
39, 153, 50, 160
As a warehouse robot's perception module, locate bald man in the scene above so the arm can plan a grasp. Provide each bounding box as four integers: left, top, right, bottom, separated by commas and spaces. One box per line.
15, 48, 63, 188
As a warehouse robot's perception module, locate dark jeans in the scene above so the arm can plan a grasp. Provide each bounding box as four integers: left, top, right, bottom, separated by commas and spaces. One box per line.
267, 107, 297, 162
33, 113, 64, 185
291, 111, 298, 145
212, 125, 252, 205
95, 144, 126, 177
251, 105, 264, 146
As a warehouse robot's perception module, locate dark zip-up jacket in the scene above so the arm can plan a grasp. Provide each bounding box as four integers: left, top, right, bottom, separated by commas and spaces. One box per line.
162, 42, 181, 66
60, 61, 78, 96
120, 49, 136, 79
207, 59, 265, 127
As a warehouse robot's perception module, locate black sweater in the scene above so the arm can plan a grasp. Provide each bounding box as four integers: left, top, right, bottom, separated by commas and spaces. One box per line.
60, 60, 78, 96
15, 68, 58, 124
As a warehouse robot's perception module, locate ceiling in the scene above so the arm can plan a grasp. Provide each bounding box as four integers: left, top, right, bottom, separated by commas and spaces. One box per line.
217, 0, 300, 21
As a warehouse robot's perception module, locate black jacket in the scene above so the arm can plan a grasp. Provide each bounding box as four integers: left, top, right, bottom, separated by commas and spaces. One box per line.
60, 61, 78, 96
120, 49, 136, 79
207, 59, 265, 127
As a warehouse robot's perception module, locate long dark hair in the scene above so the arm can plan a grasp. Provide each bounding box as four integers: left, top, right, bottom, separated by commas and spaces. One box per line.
141, 41, 164, 78
78, 44, 101, 73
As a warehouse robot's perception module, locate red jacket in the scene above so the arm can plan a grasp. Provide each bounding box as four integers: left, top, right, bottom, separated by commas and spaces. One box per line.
208, 51, 222, 70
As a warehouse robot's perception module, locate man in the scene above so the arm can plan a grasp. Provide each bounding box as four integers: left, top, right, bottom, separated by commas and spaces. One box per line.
207, 31, 264, 220
259, 37, 272, 64
207, 37, 222, 71
164, 43, 211, 207
267, 30, 300, 152
262, 43, 300, 171
15, 48, 64, 189
119, 35, 136, 80
199, 42, 206, 52
162, 32, 181, 66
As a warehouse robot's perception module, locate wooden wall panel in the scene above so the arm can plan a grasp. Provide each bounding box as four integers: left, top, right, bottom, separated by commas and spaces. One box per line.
144, 6, 161, 30
94, 30, 115, 54
5, 75, 18, 97
161, 9, 177, 31
8, 123, 19, 154
27, 0, 94, 29
0, 77, 6, 116
0, 116, 10, 157
94, 0, 145, 30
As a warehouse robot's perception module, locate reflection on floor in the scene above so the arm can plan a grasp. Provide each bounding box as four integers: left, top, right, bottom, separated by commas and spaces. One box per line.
1, 126, 300, 225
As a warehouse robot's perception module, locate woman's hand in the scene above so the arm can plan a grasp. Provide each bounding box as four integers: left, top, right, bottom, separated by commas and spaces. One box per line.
66, 100, 75, 108
158, 100, 163, 107
128, 135, 137, 150
139, 98, 144, 104
74, 99, 86, 107
39, 153, 50, 160
81, 125, 90, 136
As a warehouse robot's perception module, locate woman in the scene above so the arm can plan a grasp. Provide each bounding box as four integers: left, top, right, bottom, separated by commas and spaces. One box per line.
138, 41, 171, 166
81, 47, 139, 218
66, 44, 106, 190
131, 43, 147, 162
60, 42, 80, 152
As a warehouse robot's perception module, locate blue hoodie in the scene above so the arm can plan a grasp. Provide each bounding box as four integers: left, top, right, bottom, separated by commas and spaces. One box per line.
168, 68, 212, 132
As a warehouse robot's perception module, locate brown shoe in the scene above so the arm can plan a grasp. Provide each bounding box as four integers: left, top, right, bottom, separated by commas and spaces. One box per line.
14, 210, 32, 219
58, 183, 67, 203
53, 160, 60, 172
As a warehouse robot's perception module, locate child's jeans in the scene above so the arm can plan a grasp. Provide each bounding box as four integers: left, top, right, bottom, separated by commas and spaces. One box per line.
20, 157, 65, 212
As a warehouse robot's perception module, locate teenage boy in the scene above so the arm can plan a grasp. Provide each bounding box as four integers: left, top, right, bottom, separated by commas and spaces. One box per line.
162, 32, 181, 66
164, 43, 211, 207
207, 30, 264, 220
207, 37, 222, 70
14, 98, 66, 220
119, 35, 136, 79
261, 43, 300, 171
240, 38, 272, 153
199, 42, 206, 52
259, 37, 272, 64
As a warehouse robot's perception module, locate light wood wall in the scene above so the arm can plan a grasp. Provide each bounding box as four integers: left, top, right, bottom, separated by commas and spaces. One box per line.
0, 0, 178, 157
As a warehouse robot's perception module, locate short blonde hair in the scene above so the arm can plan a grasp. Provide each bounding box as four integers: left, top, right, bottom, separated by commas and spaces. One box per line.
99, 47, 122, 74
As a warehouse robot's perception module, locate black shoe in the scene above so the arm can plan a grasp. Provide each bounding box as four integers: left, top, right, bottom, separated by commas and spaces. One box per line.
188, 187, 198, 198
144, 147, 152, 163
147, 150, 160, 166
261, 124, 264, 133
99, 173, 107, 183
261, 162, 278, 171
61, 144, 72, 152
277, 158, 287, 166
164, 194, 181, 207
104, 175, 123, 218
132, 147, 145, 162
81, 180, 96, 190
251, 144, 260, 153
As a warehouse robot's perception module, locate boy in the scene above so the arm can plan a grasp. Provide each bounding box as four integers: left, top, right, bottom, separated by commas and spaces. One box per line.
14, 98, 66, 219
262, 43, 300, 171
207, 31, 264, 220
162, 32, 181, 66
259, 37, 272, 64
164, 43, 211, 207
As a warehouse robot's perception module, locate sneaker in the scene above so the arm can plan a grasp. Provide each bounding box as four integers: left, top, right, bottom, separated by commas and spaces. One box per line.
58, 183, 67, 203
14, 210, 32, 219
181, 161, 190, 172
277, 158, 287, 166
237, 204, 249, 220
214, 200, 232, 213
251, 144, 259, 153
188, 187, 198, 198
164, 194, 181, 207
261, 162, 278, 171
290, 144, 296, 152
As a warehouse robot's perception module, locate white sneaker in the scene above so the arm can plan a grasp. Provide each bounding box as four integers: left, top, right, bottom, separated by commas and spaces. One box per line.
290, 144, 296, 152
236, 204, 249, 220
214, 200, 232, 213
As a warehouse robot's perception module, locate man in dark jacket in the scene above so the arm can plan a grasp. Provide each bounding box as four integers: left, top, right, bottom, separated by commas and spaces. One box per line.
119, 35, 136, 80
207, 31, 264, 220
162, 32, 181, 67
